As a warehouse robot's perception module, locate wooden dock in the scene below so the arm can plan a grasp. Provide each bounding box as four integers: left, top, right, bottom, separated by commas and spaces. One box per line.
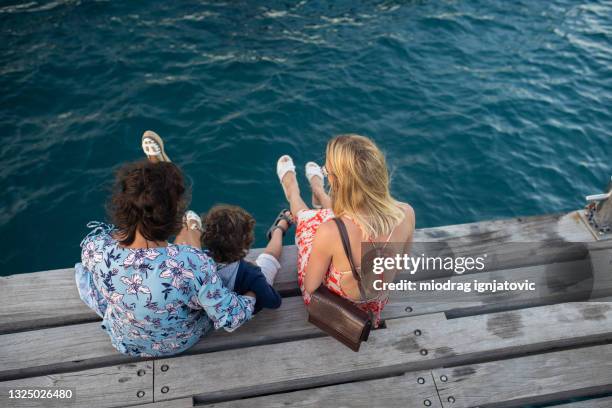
1, 210, 612, 407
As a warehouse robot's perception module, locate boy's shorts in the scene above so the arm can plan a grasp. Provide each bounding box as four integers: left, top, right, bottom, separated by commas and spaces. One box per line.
216, 253, 281, 290
255, 253, 281, 285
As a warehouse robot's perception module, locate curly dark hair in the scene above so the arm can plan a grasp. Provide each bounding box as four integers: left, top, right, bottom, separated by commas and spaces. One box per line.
107, 160, 189, 246
201, 204, 255, 264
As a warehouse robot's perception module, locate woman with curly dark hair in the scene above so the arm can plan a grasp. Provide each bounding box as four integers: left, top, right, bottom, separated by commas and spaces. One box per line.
75, 131, 256, 357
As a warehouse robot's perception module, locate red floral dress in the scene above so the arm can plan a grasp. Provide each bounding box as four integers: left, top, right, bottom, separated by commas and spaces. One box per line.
295, 209, 387, 327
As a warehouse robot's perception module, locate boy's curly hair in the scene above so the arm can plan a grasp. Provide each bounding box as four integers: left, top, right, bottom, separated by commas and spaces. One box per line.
201, 204, 255, 264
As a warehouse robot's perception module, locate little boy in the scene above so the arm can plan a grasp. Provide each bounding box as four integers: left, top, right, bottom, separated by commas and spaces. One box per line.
201, 205, 292, 313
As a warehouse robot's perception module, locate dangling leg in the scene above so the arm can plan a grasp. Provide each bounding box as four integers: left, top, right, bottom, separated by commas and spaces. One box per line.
259, 210, 293, 285
277, 155, 308, 216
175, 211, 202, 249
306, 162, 331, 209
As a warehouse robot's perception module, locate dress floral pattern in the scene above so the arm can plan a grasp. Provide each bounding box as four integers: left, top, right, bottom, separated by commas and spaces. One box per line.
75, 222, 255, 357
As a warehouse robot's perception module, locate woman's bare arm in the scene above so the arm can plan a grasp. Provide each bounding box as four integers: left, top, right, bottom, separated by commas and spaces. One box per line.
401, 203, 416, 255
303, 221, 335, 294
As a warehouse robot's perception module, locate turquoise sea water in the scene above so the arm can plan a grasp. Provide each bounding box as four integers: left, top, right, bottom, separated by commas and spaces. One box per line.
1, 0, 610, 275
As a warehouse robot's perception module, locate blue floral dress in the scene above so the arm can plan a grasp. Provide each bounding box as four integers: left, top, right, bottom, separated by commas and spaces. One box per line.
75, 222, 255, 357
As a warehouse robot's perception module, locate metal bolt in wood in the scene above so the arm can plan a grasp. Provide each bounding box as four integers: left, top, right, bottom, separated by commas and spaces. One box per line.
405, 306, 413, 312
161, 386, 169, 394
424, 399, 432, 406
414, 329, 422, 336
161, 364, 169, 372
440, 374, 448, 382
417, 377, 425, 384
448, 396, 456, 403
420, 349, 428, 356
137, 369, 145, 377
137, 391, 145, 398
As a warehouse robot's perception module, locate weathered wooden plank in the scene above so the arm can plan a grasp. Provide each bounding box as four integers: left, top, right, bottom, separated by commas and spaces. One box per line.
0, 297, 309, 381
4, 304, 610, 406
3, 254, 611, 381
417, 302, 612, 363
0, 291, 385, 381
0, 247, 298, 334
123, 397, 193, 408
152, 302, 612, 403
202, 371, 442, 408
416, 211, 593, 242
5, 291, 612, 383
0, 362, 153, 408
550, 395, 612, 407
400, 241, 594, 282
433, 344, 612, 407
386, 258, 612, 318
0, 212, 593, 334
2, 291, 434, 381
0, 268, 95, 334
409, 212, 596, 278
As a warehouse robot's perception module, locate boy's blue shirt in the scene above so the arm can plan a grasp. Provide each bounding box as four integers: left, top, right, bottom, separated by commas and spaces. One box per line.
234, 259, 282, 313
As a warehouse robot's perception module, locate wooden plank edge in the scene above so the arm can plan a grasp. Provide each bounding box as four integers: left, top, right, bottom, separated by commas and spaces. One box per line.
122, 397, 194, 408
3, 298, 612, 383
549, 394, 612, 407
150, 303, 612, 403
197, 371, 442, 407
432, 344, 612, 408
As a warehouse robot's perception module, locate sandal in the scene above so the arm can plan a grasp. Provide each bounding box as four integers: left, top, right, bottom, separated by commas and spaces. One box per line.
184, 210, 202, 232
266, 209, 294, 241
142, 130, 171, 162
305, 161, 325, 209
276, 155, 296, 183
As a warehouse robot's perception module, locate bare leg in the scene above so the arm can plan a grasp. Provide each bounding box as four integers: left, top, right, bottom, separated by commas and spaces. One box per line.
309, 175, 332, 209
175, 219, 202, 248
262, 211, 290, 259
279, 157, 309, 216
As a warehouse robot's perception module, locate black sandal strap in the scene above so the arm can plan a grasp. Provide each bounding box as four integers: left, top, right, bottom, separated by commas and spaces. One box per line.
266, 209, 293, 241
279, 213, 294, 226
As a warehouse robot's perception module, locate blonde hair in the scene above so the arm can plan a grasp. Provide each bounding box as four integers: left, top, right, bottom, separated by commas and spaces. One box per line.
326, 134, 404, 239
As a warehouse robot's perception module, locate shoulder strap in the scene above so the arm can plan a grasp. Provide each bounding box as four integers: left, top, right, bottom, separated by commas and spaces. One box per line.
332, 218, 374, 320
385, 222, 399, 243
332, 218, 359, 282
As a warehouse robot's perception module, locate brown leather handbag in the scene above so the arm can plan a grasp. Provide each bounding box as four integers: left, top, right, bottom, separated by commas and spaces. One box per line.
307, 218, 373, 352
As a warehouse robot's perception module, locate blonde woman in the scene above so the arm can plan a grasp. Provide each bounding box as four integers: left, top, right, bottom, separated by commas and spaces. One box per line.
276, 134, 415, 327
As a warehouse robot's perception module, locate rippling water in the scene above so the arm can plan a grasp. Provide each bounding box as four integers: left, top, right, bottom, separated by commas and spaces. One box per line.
1, 0, 610, 275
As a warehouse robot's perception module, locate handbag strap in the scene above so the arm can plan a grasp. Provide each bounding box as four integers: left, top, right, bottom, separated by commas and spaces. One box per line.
332, 217, 374, 322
